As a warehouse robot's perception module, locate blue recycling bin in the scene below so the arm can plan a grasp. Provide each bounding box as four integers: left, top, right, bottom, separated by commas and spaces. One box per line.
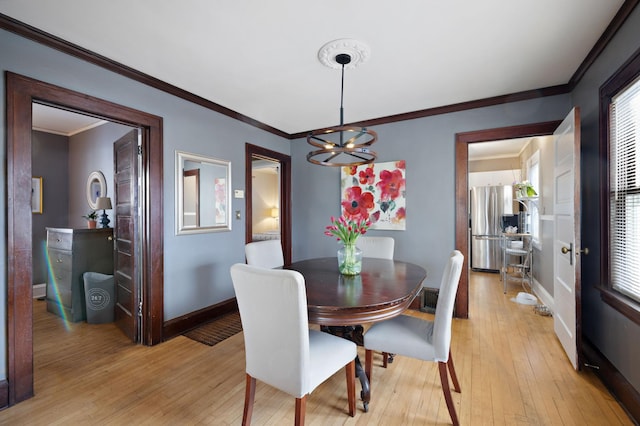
83, 272, 115, 324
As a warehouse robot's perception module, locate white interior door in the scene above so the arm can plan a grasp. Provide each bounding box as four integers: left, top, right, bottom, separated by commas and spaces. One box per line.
553, 107, 582, 370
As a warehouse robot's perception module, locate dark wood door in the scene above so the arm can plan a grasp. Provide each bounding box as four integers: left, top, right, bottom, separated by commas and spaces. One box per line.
114, 129, 140, 342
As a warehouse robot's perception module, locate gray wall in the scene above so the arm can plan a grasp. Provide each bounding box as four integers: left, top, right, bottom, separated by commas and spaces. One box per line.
573, 6, 640, 393
521, 136, 555, 297
32, 131, 69, 285
291, 98, 571, 289
68, 122, 132, 229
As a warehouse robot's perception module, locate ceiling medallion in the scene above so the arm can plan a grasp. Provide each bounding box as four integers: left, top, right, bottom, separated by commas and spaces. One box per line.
307, 40, 377, 167
317, 39, 371, 70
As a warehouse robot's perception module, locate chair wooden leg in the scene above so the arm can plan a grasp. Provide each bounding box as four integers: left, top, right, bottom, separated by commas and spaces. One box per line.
438, 362, 459, 426
295, 396, 307, 426
365, 349, 373, 383
447, 350, 461, 393
383, 352, 389, 368
345, 359, 356, 416
242, 374, 256, 426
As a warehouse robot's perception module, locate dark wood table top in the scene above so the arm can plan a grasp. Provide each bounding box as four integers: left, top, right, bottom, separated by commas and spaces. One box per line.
284, 257, 427, 326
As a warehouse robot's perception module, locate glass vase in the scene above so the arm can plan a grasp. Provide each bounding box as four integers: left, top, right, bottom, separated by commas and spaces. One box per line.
337, 243, 363, 275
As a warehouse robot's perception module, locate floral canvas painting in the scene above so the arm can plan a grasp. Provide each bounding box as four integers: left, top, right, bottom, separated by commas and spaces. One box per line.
214, 178, 227, 224
340, 160, 406, 230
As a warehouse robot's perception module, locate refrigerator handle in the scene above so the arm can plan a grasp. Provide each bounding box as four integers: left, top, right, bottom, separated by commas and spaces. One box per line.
474, 235, 501, 240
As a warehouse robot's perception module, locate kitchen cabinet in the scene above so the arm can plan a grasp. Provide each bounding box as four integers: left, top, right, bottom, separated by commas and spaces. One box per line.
46, 227, 114, 322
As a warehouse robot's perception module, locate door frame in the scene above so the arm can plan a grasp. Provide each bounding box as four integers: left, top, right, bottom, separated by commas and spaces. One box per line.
454, 120, 561, 318
245, 143, 292, 265
5, 72, 164, 405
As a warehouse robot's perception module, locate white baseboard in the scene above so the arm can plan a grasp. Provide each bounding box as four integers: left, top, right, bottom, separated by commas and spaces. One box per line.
33, 283, 46, 299
532, 278, 553, 313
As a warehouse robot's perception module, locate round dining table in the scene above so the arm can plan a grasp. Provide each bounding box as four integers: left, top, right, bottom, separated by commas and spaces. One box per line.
284, 257, 427, 325
283, 256, 427, 411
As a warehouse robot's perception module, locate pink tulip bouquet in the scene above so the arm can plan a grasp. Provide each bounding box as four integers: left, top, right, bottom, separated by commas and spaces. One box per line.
324, 215, 371, 244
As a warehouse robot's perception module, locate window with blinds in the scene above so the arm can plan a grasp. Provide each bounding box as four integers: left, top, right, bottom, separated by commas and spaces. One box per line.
609, 75, 640, 303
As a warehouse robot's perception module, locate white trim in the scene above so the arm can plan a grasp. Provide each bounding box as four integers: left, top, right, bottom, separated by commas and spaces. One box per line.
33, 283, 46, 299
532, 277, 553, 314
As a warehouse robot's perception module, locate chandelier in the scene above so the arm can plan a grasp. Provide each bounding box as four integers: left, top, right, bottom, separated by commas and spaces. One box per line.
307, 40, 377, 167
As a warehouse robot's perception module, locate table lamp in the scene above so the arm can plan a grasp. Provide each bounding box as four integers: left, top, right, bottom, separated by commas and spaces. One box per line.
96, 196, 113, 228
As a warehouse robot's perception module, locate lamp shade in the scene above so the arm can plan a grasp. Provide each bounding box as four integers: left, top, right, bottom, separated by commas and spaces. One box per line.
271, 208, 279, 218
96, 197, 112, 210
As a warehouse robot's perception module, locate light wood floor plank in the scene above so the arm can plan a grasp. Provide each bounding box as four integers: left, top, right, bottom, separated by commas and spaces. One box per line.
0, 271, 633, 425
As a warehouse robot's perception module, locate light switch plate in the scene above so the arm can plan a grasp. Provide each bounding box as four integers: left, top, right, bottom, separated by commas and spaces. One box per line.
234, 189, 244, 198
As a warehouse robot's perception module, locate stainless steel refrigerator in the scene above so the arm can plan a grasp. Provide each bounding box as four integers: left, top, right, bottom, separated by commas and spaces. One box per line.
470, 185, 514, 272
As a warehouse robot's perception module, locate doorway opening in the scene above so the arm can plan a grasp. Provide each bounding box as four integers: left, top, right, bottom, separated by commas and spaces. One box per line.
6, 72, 164, 406
468, 138, 527, 274
454, 121, 561, 319
244, 144, 292, 265
251, 158, 281, 239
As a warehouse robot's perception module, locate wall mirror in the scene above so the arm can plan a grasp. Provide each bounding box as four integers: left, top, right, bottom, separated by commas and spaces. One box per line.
176, 150, 232, 235
86, 170, 107, 209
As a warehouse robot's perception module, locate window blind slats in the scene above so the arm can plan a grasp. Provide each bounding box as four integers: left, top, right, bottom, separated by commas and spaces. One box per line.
610, 75, 640, 303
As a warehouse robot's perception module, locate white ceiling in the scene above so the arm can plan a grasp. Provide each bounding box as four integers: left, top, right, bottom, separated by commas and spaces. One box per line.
31, 104, 107, 136
467, 137, 532, 161
1, 0, 625, 137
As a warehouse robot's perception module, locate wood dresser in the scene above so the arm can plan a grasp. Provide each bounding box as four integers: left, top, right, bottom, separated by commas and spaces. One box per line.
45, 227, 114, 322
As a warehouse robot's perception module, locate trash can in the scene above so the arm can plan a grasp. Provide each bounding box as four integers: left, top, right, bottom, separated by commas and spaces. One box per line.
83, 272, 115, 324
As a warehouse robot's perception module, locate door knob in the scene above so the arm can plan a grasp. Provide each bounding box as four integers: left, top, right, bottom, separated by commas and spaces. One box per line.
561, 245, 589, 255
561, 244, 588, 266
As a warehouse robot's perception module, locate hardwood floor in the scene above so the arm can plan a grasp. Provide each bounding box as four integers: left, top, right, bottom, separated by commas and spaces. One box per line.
0, 272, 632, 425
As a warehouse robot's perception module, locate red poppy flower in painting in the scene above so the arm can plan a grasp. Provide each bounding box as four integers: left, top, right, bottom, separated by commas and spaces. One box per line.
358, 165, 375, 185
344, 165, 358, 176
376, 169, 406, 201
393, 207, 406, 223
395, 160, 406, 170
341, 186, 374, 221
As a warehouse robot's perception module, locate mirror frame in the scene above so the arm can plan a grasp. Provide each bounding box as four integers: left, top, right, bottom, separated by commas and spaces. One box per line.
86, 170, 107, 209
175, 150, 232, 235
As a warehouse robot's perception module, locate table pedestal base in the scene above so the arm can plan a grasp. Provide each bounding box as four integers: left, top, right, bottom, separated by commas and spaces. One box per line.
321, 325, 364, 345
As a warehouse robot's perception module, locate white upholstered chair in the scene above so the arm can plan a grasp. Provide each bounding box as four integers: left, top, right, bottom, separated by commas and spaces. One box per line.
244, 239, 284, 268
230, 263, 357, 425
356, 236, 395, 259
363, 250, 464, 426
